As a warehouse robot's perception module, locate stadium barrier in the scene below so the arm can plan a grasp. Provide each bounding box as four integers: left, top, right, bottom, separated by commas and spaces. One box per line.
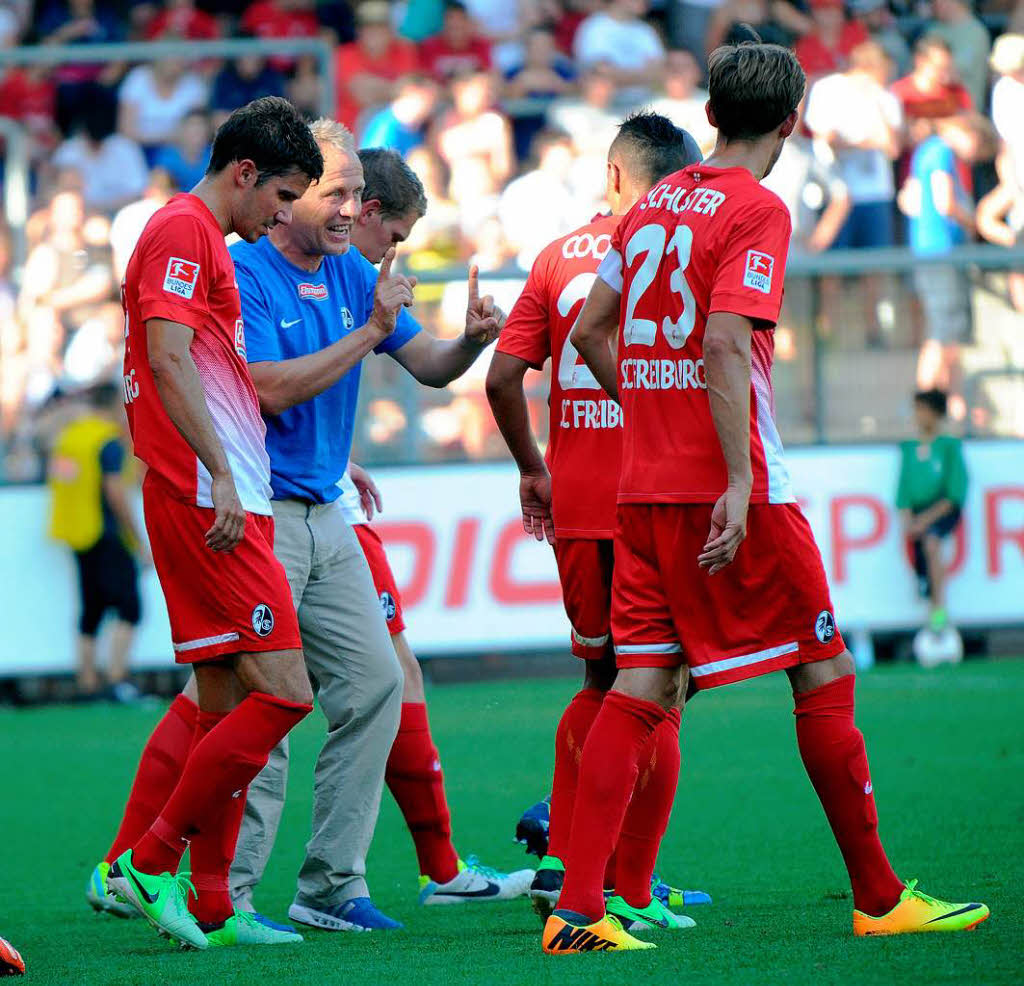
1, 440, 1021, 676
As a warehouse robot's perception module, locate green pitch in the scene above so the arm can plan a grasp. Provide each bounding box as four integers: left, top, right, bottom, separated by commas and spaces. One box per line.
2, 660, 1021, 985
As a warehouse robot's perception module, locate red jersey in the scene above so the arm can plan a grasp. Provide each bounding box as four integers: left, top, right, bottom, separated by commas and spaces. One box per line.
794, 21, 868, 79
600, 165, 795, 505
890, 74, 973, 123
334, 39, 420, 130
419, 36, 492, 81
122, 194, 273, 515
498, 214, 622, 538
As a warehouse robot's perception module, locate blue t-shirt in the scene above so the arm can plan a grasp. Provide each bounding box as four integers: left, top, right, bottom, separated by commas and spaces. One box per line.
230, 237, 421, 503
360, 109, 424, 156
909, 136, 968, 256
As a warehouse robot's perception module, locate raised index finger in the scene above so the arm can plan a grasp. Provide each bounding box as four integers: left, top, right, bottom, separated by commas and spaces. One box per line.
467, 264, 479, 305
379, 246, 396, 279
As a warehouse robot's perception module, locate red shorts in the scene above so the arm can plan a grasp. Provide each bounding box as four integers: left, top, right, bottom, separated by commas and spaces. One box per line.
142, 473, 300, 663
553, 538, 614, 660
354, 523, 405, 634
611, 502, 845, 689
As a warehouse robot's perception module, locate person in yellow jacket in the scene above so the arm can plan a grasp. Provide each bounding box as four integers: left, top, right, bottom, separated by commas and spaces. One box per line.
48, 383, 149, 701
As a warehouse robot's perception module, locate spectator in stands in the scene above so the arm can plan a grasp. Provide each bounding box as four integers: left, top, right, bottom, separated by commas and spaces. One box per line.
116, 55, 207, 163
547, 63, 621, 205
210, 52, 286, 127
144, 0, 220, 39
109, 168, 174, 281
38, 1, 123, 136
335, 0, 419, 131
403, 147, 462, 266
649, 48, 716, 154
240, 0, 320, 72
151, 108, 210, 194
892, 35, 973, 153
976, 177, 1024, 311
361, 74, 439, 155
420, 1, 493, 81
0, 0, 28, 47
572, 0, 666, 105
17, 188, 114, 352
849, 0, 909, 78
706, 0, 812, 55
0, 63, 60, 163
48, 383, 147, 702
806, 41, 902, 249
462, 0, 532, 72
665, 0, 723, 77
794, 0, 869, 80
53, 103, 149, 213
899, 116, 993, 410
287, 51, 324, 116
805, 40, 902, 346
504, 23, 578, 160
763, 102, 852, 254
927, 0, 992, 110
504, 23, 576, 101
435, 69, 514, 195
990, 34, 1024, 193
498, 129, 590, 268
896, 387, 967, 633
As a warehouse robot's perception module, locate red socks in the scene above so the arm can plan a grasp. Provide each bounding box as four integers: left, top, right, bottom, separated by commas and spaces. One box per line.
386, 702, 459, 884
794, 675, 904, 917
105, 694, 198, 865
185, 709, 243, 926
133, 692, 311, 879
558, 690, 667, 921
548, 687, 605, 863
615, 708, 681, 907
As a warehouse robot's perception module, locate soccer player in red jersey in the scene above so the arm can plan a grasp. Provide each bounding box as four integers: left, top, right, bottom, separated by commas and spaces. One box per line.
105, 97, 325, 950
542, 41, 989, 953
488, 112, 706, 932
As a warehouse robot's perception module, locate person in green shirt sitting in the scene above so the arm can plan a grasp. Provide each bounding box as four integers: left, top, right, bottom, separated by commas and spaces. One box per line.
896, 389, 968, 631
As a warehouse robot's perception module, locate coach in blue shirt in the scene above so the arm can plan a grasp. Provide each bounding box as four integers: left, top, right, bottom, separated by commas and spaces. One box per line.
227, 120, 502, 931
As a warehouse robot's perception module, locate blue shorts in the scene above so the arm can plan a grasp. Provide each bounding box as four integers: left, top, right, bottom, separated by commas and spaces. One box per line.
831, 201, 895, 250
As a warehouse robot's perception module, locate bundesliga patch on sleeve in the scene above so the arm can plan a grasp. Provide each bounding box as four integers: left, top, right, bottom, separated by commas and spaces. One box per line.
163, 257, 201, 299
743, 250, 774, 294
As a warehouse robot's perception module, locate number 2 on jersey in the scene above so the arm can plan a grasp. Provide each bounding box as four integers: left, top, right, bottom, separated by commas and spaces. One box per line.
622, 223, 696, 349
556, 271, 600, 391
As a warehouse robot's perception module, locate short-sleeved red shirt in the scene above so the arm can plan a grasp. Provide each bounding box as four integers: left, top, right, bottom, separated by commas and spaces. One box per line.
890, 74, 973, 122
794, 21, 869, 78
122, 193, 272, 514
599, 165, 795, 505
497, 214, 622, 538
334, 39, 420, 130
419, 35, 492, 81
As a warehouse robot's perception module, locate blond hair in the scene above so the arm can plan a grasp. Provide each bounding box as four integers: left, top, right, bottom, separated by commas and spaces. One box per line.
308, 118, 356, 155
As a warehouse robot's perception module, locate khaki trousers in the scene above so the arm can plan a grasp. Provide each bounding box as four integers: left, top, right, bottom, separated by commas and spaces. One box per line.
230, 497, 402, 908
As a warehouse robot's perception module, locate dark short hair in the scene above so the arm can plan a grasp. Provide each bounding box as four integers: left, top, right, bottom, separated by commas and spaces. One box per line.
357, 148, 428, 220
914, 33, 953, 57
708, 40, 805, 141
610, 111, 703, 185
914, 388, 949, 416
207, 97, 323, 184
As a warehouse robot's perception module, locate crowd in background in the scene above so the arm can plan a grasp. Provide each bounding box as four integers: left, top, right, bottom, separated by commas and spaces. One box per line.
1, 0, 1023, 478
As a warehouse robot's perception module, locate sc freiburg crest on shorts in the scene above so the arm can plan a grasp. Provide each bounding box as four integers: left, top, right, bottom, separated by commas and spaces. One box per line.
815, 610, 836, 643
380, 591, 396, 623
252, 603, 275, 637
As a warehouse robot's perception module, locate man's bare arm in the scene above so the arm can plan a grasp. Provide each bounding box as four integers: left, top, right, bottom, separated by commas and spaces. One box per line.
147, 318, 244, 551
698, 312, 753, 574
486, 351, 553, 543
570, 278, 621, 401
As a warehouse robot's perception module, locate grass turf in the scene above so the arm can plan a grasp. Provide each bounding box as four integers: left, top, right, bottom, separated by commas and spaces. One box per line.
1, 659, 1021, 986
